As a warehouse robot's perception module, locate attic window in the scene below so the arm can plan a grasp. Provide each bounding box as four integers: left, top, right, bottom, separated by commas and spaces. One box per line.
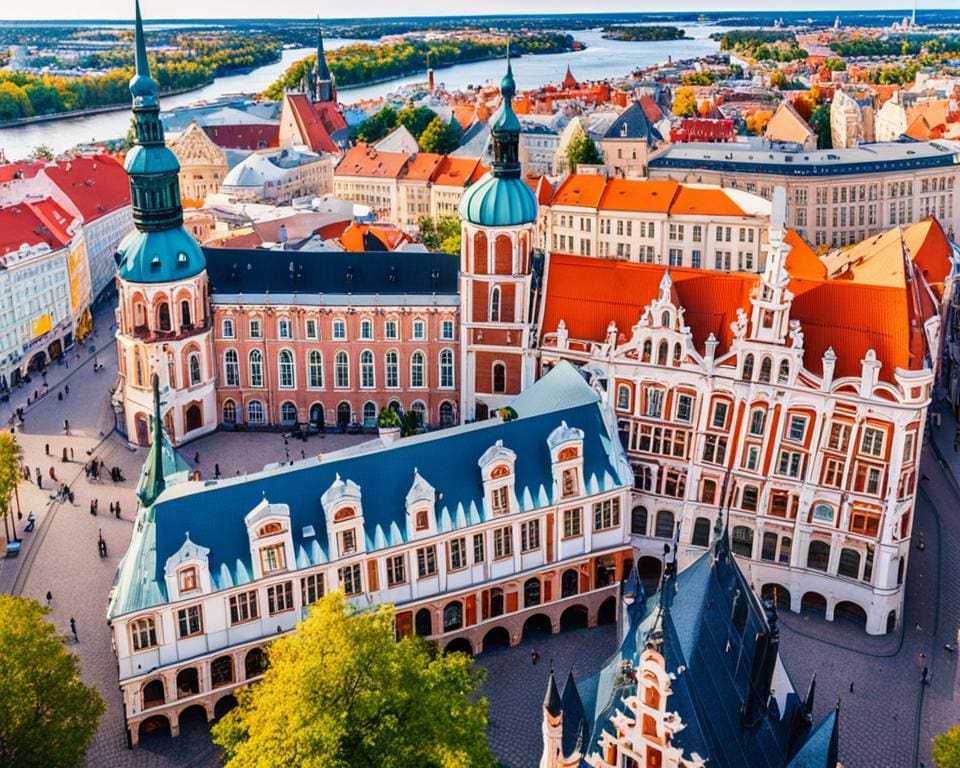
150, 255, 161, 270
177, 252, 188, 264
259, 522, 283, 536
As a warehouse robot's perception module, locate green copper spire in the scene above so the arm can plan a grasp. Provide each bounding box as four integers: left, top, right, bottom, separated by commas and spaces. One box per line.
118, 0, 206, 283
137, 374, 167, 506
491, 44, 521, 179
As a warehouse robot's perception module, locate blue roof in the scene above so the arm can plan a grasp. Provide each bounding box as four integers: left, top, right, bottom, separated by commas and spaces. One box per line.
109, 362, 631, 617
124, 144, 181, 176
117, 228, 207, 284
458, 173, 539, 228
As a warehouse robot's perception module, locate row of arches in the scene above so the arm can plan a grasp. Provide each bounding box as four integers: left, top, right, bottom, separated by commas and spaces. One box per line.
222, 398, 458, 429
759, 584, 894, 633
128, 285, 206, 337
129, 344, 207, 390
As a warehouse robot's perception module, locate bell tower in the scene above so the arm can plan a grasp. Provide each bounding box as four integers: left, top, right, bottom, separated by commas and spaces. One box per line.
114, 0, 216, 447
458, 49, 540, 421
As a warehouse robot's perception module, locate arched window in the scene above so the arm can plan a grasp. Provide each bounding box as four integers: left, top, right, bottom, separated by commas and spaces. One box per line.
759, 356, 772, 383
363, 401, 377, 424
691, 517, 711, 547
731, 525, 754, 557
188, 353, 201, 386
642, 339, 652, 363
249, 350, 263, 388
411, 401, 426, 425
309, 403, 323, 426
223, 399, 237, 423
224, 350, 239, 386
439, 401, 455, 426
134, 352, 144, 386
360, 350, 375, 389
410, 351, 425, 388
278, 350, 295, 389
385, 350, 399, 388
157, 302, 171, 332
749, 408, 765, 435
492, 363, 506, 393
443, 601, 463, 632
142, 678, 165, 708
616, 384, 631, 410
245, 647, 268, 679
211, 656, 234, 688
561, 569, 579, 598
701, 479, 717, 504
489, 286, 501, 322
308, 350, 323, 388
838, 548, 861, 579
661, 310, 671, 327
778, 359, 790, 384
807, 540, 830, 571
654, 510, 675, 539
657, 341, 668, 366
131, 617, 158, 651
280, 402, 297, 424
673, 342, 682, 366
336, 402, 351, 426
335, 351, 349, 388
247, 400, 264, 424
523, 578, 541, 608
631, 505, 648, 535
761, 531, 778, 560
742, 353, 754, 380
180, 300, 191, 328
439, 349, 454, 389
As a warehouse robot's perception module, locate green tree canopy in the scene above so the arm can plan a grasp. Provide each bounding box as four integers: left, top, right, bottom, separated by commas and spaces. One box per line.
934, 726, 960, 768
0, 432, 24, 543
672, 86, 698, 117
566, 127, 603, 170
353, 106, 398, 144
809, 103, 833, 149
397, 105, 437, 140
0, 595, 105, 767
418, 115, 461, 154
418, 215, 461, 255
212, 593, 494, 768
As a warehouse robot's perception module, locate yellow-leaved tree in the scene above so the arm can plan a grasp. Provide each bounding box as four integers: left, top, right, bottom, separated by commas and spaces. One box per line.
212, 592, 495, 768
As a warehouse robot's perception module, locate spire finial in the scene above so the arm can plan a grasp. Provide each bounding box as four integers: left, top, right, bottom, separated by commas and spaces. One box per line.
134, 0, 149, 77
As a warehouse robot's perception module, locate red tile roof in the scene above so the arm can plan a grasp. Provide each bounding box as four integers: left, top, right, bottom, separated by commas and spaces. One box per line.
670, 186, 747, 217
783, 228, 826, 279
432, 156, 486, 187
0, 198, 73, 257
599, 178, 679, 214
542, 253, 930, 383
286, 95, 347, 154
43, 154, 130, 222
400, 152, 443, 181
336, 144, 410, 179
203, 124, 280, 150
551, 174, 608, 208
527, 175, 554, 206
339, 222, 412, 252
638, 94, 663, 124
0, 160, 45, 184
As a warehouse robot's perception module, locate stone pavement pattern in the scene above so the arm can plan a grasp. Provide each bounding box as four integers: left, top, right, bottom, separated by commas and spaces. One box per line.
2, 304, 959, 767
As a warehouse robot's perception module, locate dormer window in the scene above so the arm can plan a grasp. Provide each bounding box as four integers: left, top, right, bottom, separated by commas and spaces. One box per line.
561, 468, 579, 498
259, 522, 283, 536
178, 566, 199, 593
340, 529, 357, 555
491, 464, 510, 480
260, 543, 286, 573
415, 509, 429, 531
491, 486, 509, 514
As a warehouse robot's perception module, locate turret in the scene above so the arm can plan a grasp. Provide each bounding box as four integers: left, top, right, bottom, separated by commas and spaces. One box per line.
539, 669, 564, 768
314, 22, 336, 103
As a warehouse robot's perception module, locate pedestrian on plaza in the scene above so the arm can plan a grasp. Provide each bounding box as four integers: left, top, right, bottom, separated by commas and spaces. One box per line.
46, 591, 52, 606
57, 391, 63, 401
45, 443, 50, 455
531, 648, 540, 665
89, 500, 96, 516
69, 617, 77, 642
62, 447, 68, 463
115, 502, 121, 519
108, 502, 114, 516
49, 467, 56, 482
214, 463, 221, 479
194, 451, 200, 464
63, 419, 70, 435
99, 460, 105, 475
24, 466, 31, 481
36, 469, 42, 489
65, 384, 69, 396
68, 488, 74, 504
70, 447, 74, 461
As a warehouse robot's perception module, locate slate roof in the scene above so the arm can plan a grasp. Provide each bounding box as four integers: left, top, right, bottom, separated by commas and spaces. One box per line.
108, 362, 632, 617
203, 246, 459, 299
559, 537, 837, 768
602, 100, 663, 144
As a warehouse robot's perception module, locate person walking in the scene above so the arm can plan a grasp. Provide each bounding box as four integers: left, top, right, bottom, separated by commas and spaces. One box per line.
70, 447, 74, 461
64, 384, 69, 396
46, 591, 52, 607
214, 463, 221, 479
62, 447, 68, 463
89, 500, 96, 516
63, 419, 70, 435
194, 451, 200, 464
36, 468, 42, 489
45, 443, 50, 455
69, 617, 78, 642
49, 467, 56, 482
114, 501, 121, 519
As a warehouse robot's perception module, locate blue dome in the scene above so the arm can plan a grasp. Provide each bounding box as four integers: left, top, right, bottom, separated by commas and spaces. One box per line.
118, 228, 206, 284
129, 73, 158, 107
458, 173, 538, 228
125, 144, 180, 176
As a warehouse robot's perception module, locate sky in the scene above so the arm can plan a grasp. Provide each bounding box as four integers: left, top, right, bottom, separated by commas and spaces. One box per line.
0, 1, 946, 22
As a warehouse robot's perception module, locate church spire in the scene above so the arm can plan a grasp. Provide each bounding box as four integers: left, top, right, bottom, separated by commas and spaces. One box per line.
136, 373, 167, 506
314, 20, 335, 103
491, 43, 521, 180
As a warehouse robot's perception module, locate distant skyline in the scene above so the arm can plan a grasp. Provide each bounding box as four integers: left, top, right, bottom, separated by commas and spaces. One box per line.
0, 1, 947, 23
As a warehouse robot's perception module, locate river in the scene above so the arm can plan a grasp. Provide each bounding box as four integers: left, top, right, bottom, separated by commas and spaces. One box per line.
0, 24, 726, 161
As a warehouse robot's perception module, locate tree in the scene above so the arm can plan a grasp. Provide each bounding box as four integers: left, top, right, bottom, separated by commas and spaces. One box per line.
0, 433, 23, 543
27, 145, 54, 161
418, 115, 460, 154
934, 726, 960, 768
0, 595, 105, 767
565, 127, 603, 171
672, 86, 697, 117
212, 593, 494, 768
397, 105, 437, 140
809, 103, 833, 149
417, 215, 461, 255
0, 81, 33, 121
353, 106, 397, 144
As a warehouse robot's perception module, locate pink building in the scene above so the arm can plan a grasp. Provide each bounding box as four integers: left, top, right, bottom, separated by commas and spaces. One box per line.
205, 247, 460, 430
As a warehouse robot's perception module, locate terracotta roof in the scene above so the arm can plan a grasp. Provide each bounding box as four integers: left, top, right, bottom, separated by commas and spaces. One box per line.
43, 154, 130, 222
339, 222, 411, 252
783, 228, 826, 279
336, 144, 410, 179
400, 152, 443, 181
432, 156, 485, 187
527, 175, 554, 206
286, 95, 347, 154
542, 253, 931, 382
638, 94, 663, 124
0, 160, 45, 183
551, 174, 609, 208
0, 198, 73, 257
763, 100, 815, 145
451, 104, 477, 131
203, 124, 280, 150
670, 186, 746, 217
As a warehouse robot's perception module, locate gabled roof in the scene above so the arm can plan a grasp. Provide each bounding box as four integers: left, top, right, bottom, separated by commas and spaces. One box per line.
0, 160, 44, 183
764, 100, 816, 146
338, 222, 412, 252
286, 94, 348, 153
108, 362, 628, 617
598, 178, 679, 213
669, 185, 747, 217
335, 144, 410, 179
528, 175, 554, 206
552, 174, 608, 208
784, 228, 827, 279
0, 198, 74, 257
203, 124, 280, 150
43, 154, 131, 222
400, 152, 443, 181
431, 156, 486, 187
375, 124, 420, 154
602, 100, 663, 144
